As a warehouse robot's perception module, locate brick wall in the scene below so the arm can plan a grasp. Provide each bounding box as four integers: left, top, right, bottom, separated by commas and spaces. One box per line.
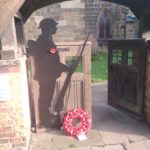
0, 58, 30, 149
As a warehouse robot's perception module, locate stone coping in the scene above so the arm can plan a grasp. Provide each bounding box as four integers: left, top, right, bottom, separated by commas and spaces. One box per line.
56, 41, 91, 46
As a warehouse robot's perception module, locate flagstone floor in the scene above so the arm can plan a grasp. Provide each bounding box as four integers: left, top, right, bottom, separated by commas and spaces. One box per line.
29, 82, 150, 150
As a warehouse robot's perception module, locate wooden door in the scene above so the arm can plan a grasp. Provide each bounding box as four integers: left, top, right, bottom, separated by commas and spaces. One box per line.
108, 39, 146, 115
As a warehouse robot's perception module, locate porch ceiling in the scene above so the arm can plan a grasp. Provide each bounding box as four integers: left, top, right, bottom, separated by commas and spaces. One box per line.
101, 0, 150, 18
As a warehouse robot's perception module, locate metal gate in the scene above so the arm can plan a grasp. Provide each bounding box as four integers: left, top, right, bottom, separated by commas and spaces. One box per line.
108, 39, 146, 115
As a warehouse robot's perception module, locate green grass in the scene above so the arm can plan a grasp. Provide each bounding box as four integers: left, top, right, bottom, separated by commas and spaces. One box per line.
66, 52, 108, 82
91, 52, 108, 82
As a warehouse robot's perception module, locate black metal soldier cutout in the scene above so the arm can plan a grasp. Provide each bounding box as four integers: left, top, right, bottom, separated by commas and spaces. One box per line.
27, 18, 69, 128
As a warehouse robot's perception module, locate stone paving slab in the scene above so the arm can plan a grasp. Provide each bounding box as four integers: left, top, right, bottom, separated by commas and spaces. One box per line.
51, 129, 103, 150
51, 130, 76, 150
126, 140, 150, 150
73, 129, 103, 146
91, 145, 124, 150
99, 131, 129, 145
65, 146, 91, 150
28, 132, 53, 150
0, 145, 12, 150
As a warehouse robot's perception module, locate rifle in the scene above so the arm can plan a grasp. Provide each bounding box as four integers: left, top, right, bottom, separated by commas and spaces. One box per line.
49, 33, 90, 123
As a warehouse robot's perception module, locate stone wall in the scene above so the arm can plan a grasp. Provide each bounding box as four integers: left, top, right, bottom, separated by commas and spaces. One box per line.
25, 0, 85, 42
145, 48, 150, 123
25, 0, 137, 52
84, 0, 128, 51
126, 22, 138, 38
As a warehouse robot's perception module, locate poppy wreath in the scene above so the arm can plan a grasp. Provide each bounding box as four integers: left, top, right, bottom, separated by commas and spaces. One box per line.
63, 108, 91, 137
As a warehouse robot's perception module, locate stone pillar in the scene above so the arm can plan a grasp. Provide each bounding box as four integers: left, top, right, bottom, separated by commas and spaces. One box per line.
0, 12, 30, 149
0, 18, 17, 59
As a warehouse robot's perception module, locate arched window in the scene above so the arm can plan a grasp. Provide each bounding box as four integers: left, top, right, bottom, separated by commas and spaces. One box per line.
99, 9, 112, 39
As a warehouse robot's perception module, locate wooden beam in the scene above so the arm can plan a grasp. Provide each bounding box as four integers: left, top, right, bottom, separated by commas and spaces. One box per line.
0, 0, 25, 34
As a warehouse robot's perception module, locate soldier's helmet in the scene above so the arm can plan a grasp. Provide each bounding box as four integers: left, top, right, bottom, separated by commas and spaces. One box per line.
38, 18, 58, 33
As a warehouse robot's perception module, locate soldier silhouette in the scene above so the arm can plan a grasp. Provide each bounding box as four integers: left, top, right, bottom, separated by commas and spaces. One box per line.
27, 18, 69, 128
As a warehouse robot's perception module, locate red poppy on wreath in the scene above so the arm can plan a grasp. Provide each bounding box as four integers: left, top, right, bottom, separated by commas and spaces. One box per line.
49, 48, 57, 54
63, 108, 91, 138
